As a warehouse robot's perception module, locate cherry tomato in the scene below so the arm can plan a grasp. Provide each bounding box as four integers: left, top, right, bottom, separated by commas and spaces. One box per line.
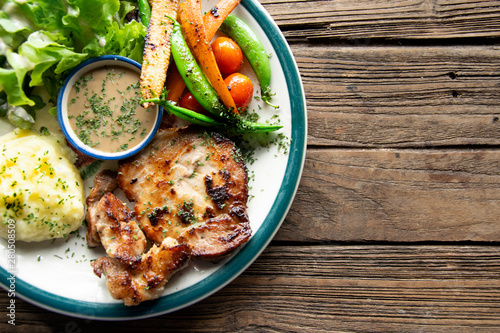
224, 73, 253, 112
211, 37, 244, 76
179, 92, 205, 113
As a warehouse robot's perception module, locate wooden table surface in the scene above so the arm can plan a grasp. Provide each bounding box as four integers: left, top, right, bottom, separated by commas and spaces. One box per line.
2, 0, 500, 332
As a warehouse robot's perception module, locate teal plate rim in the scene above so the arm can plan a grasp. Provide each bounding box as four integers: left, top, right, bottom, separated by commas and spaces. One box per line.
0, 0, 307, 320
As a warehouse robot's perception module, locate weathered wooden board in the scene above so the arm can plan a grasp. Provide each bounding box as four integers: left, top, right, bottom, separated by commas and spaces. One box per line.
291, 45, 500, 147
2, 1, 499, 331
261, 0, 500, 40
5, 245, 500, 332
276, 149, 500, 242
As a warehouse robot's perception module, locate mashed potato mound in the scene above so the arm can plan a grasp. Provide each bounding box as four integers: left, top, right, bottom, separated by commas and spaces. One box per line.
0, 129, 85, 242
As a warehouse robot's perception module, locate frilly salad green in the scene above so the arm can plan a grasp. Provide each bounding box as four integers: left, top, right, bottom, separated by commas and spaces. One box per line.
0, 0, 148, 129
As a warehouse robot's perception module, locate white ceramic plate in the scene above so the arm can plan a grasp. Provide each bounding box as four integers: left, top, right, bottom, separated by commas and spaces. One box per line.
0, 0, 307, 320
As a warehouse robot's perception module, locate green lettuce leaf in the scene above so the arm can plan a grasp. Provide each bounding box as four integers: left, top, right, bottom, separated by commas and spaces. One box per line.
0, 0, 146, 127
84, 20, 146, 62
0, 7, 32, 50
0, 49, 34, 106
10, 0, 65, 33
19, 31, 87, 85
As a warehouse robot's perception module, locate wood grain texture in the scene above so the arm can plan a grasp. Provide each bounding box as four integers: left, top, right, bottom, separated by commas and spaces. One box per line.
3, 245, 500, 332
276, 149, 500, 242
261, 0, 500, 40
2, 0, 500, 331
292, 44, 500, 147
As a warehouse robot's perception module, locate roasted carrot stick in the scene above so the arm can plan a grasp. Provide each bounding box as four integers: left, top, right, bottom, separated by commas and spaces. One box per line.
180, 0, 237, 112
165, 64, 185, 104
203, 0, 241, 39
165, 0, 240, 103
166, 0, 240, 112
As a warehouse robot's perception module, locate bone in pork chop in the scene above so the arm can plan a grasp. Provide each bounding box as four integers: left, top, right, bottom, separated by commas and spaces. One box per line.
117, 127, 251, 261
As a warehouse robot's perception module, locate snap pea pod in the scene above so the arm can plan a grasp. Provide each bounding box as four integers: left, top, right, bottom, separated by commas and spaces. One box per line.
219, 14, 277, 108
169, 18, 227, 119
138, 0, 151, 26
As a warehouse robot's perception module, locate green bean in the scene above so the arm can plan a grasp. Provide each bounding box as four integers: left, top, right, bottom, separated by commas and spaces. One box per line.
164, 103, 224, 127
142, 97, 282, 133
138, 0, 151, 26
219, 14, 277, 108
238, 121, 283, 133
143, 98, 224, 127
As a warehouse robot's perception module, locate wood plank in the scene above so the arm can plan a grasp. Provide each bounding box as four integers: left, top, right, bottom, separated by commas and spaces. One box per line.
275, 149, 500, 242
291, 44, 500, 147
261, 0, 500, 40
3, 245, 500, 332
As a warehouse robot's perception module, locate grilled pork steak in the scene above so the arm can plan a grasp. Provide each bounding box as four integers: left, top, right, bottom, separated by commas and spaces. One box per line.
85, 169, 119, 248
117, 127, 251, 260
92, 237, 191, 306
90, 192, 147, 270
87, 127, 252, 305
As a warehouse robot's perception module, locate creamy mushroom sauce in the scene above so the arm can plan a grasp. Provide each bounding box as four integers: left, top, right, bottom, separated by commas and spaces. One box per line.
67, 65, 156, 153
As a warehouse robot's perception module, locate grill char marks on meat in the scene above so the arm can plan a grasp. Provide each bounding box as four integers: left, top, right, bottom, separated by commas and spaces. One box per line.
205, 174, 229, 209
179, 215, 251, 261
117, 127, 251, 260
87, 171, 189, 306
87, 127, 251, 305
85, 169, 119, 248
86, 170, 147, 269
92, 192, 147, 269
92, 237, 191, 306
140, 0, 179, 108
